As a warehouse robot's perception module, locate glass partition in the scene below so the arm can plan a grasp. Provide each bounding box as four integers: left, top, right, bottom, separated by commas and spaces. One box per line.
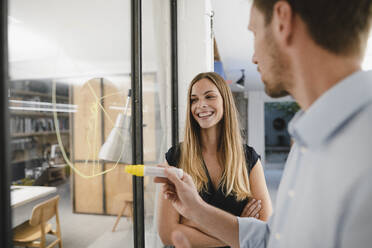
7, 0, 159, 247
142, 0, 171, 247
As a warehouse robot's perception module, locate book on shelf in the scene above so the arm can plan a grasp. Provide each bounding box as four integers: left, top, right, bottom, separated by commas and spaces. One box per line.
10, 116, 69, 135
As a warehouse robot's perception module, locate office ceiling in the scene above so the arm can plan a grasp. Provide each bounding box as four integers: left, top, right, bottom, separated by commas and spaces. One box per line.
9, 0, 372, 88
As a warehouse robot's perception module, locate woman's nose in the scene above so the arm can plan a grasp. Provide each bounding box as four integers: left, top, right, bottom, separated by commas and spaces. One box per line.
197, 99, 207, 108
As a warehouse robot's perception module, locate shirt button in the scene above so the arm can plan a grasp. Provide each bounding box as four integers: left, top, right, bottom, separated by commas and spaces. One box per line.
288, 190, 295, 198
275, 233, 281, 240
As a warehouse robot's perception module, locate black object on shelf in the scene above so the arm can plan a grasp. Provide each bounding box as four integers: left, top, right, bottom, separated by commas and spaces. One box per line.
236, 69, 245, 88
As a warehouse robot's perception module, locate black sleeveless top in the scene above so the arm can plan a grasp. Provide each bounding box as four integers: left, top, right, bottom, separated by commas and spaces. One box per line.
165, 144, 260, 217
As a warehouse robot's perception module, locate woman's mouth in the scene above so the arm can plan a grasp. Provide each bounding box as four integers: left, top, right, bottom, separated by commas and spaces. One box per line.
197, 111, 214, 118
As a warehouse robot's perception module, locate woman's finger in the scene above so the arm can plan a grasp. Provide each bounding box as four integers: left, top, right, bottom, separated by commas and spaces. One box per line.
241, 198, 256, 216
247, 200, 261, 216
249, 202, 262, 217
246, 199, 261, 217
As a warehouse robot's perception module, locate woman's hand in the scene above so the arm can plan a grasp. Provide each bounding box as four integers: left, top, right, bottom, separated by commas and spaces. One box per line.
241, 198, 262, 218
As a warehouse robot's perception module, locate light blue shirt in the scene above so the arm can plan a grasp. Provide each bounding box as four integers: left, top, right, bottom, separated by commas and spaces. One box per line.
238, 70, 372, 248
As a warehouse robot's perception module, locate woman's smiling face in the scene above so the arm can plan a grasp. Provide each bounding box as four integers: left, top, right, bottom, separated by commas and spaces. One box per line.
190, 78, 224, 129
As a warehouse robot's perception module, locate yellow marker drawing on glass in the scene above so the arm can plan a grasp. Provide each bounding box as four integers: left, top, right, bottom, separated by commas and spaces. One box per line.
125, 165, 184, 178
51, 80, 130, 179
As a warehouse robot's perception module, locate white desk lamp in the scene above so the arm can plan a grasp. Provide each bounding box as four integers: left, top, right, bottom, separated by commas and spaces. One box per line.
98, 90, 132, 164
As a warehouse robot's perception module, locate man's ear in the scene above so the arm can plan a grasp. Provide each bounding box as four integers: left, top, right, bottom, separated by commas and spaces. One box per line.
272, 1, 294, 47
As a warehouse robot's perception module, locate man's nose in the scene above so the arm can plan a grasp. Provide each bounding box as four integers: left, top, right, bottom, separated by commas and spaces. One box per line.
252, 52, 258, 65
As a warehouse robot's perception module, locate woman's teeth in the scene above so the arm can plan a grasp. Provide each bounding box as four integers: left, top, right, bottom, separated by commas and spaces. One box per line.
198, 112, 213, 117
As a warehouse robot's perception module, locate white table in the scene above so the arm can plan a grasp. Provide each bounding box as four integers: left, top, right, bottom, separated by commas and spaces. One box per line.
11, 185, 57, 208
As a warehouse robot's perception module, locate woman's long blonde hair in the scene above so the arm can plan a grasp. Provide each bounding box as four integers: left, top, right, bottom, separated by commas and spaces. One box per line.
179, 72, 251, 201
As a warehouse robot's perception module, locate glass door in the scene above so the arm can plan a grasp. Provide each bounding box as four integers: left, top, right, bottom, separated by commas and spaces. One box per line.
4, 0, 173, 247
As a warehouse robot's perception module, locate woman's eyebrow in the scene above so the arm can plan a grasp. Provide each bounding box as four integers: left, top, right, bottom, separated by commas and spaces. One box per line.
203, 90, 217, 95
191, 90, 217, 97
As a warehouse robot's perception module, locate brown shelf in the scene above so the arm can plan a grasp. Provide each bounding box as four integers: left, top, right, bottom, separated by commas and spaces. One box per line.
11, 130, 69, 138
10, 89, 69, 101
12, 158, 40, 164
10, 111, 69, 117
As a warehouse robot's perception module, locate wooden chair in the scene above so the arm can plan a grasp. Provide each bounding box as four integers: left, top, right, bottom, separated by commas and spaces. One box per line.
111, 192, 133, 232
112, 177, 149, 232
13, 195, 62, 248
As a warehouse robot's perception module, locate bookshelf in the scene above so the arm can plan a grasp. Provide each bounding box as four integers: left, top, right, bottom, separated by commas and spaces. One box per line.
10, 89, 69, 101
10, 111, 69, 117
11, 131, 70, 138
9, 79, 71, 185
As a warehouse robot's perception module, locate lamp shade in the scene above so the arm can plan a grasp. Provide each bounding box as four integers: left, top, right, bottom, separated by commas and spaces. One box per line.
98, 113, 132, 164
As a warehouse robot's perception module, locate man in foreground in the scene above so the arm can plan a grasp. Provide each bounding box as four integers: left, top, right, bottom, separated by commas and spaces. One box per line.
156, 0, 372, 247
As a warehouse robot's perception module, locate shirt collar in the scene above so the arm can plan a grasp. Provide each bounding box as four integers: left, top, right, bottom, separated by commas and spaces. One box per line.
288, 70, 372, 147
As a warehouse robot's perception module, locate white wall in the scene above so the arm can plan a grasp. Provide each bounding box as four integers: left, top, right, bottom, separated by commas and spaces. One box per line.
177, 0, 214, 139
247, 91, 265, 162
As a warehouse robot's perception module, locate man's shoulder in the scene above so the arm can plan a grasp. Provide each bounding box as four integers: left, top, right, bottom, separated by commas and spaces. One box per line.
344, 101, 372, 136
325, 101, 372, 171
332, 100, 372, 139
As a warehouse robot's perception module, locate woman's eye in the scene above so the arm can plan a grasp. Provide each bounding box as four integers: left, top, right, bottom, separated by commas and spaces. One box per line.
206, 95, 215, 99
190, 98, 196, 103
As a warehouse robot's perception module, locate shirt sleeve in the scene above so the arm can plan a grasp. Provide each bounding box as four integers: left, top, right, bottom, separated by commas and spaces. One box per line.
244, 145, 261, 172
238, 216, 270, 248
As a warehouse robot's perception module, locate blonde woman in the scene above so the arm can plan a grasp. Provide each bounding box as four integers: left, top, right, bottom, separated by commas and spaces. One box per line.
158, 72, 272, 247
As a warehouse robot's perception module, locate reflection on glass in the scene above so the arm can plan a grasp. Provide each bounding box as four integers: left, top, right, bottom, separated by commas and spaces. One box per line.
9, 0, 171, 246
8, 0, 140, 246
9, 80, 70, 185
142, 0, 172, 246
